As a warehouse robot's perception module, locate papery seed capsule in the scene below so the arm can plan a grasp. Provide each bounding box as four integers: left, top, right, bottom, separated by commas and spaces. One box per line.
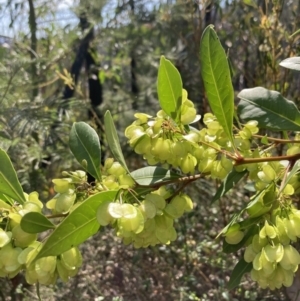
198, 158, 214, 173
181, 107, 197, 125
246, 200, 271, 218
280, 245, 300, 271
276, 216, 290, 245
118, 174, 135, 188
260, 220, 277, 239
134, 113, 152, 124
252, 234, 268, 253
283, 218, 298, 241
263, 243, 284, 263
139, 200, 156, 219
253, 252, 263, 271
12, 225, 37, 248
134, 134, 151, 155
0, 229, 12, 248
151, 138, 171, 160
244, 244, 257, 262
239, 127, 252, 140
54, 191, 76, 214
169, 194, 188, 214
171, 140, 187, 158
180, 153, 197, 174
52, 179, 73, 194
250, 268, 260, 281
125, 125, 144, 139
283, 184, 294, 196
96, 201, 115, 226
164, 203, 182, 219
107, 162, 126, 177
260, 251, 276, 276
183, 131, 200, 144
225, 224, 244, 245
145, 193, 166, 210
220, 156, 233, 172
257, 165, 276, 183
287, 145, 300, 156
244, 120, 259, 134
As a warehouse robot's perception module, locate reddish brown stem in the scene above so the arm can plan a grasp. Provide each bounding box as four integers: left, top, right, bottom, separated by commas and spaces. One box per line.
234, 152, 300, 166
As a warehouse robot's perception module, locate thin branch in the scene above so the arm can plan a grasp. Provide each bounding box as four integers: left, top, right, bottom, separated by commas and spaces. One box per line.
45, 213, 68, 219
136, 173, 204, 189
235, 152, 300, 165
252, 134, 300, 144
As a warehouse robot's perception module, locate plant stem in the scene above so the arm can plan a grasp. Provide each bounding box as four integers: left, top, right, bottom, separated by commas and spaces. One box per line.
253, 134, 300, 144
278, 161, 292, 194
45, 213, 68, 219
235, 152, 300, 165
137, 173, 204, 189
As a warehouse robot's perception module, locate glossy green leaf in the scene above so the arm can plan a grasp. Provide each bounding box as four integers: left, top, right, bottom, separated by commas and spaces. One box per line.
131, 167, 181, 186
0, 148, 26, 205
36, 190, 118, 259
211, 169, 247, 203
157, 56, 182, 123
237, 87, 300, 131
104, 111, 129, 173
20, 212, 55, 233
228, 258, 252, 290
69, 122, 101, 181
200, 25, 234, 145
279, 57, 300, 71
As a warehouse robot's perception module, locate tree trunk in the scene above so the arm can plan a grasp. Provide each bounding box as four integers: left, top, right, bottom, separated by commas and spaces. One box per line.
28, 0, 38, 99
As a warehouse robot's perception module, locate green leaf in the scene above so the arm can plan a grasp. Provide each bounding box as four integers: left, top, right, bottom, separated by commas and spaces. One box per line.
104, 111, 129, 173
237, 87, 300, 131
211, 169, 247, 203
243, 0, 258, 8
69, 122, 101, 181
228, 258, 252, 290
0, 148, 26, 205
131, 167, 181, 186
261, 136, 269, 145
245, 184, 275, 217
20, 212, 55, 233
279, 57, 300, 71
157, 56, 182, 123
200, 25, 234, 145
0, 193, 14, 206
36, 191, 118, 259
280, 160, 300, 194
290, 29, 300, 38
217, 212, 242, 238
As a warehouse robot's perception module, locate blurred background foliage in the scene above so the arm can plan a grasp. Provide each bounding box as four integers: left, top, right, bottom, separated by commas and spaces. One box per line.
0, 0, 300, 300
